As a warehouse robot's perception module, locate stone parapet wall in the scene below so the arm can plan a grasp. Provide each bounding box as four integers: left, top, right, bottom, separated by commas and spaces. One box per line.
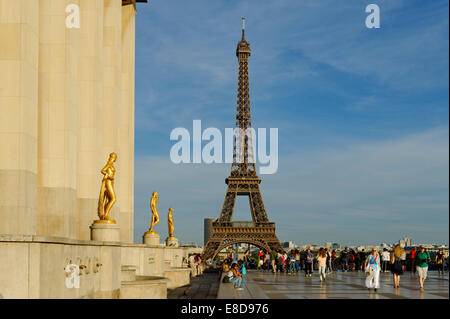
0, 235, 196, 299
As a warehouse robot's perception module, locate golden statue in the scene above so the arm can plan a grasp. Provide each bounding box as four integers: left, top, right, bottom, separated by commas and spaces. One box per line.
96, 152, 117, 224
167, 208, 175, 238
146, 191, 160, 234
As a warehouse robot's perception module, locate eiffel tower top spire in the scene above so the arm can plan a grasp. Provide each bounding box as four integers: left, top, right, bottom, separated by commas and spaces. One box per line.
236, 18, 251, 57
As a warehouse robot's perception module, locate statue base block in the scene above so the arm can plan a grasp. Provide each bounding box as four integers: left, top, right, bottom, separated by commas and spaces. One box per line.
90, 222, 120, 242
143, 232, 160, 246
165, 236, 179, 247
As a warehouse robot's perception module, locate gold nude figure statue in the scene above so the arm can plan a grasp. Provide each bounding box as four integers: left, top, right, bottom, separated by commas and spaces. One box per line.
167, 208, 175, 238
146, 191, 160, 234
96, 152, 117, 224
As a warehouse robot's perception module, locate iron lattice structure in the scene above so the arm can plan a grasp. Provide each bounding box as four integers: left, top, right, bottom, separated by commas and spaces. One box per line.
202, 20, 283, 260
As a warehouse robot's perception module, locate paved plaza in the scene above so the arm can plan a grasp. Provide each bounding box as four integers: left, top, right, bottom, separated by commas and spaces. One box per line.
168, 272, 220, 299
218, 270, 449, 299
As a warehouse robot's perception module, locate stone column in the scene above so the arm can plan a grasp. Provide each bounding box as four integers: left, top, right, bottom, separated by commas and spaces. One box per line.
101, 0, 122, 227
76, 0, 104, 240
119, 4, 136, 243
36, 0, 79, 238
0, 0, 39, 235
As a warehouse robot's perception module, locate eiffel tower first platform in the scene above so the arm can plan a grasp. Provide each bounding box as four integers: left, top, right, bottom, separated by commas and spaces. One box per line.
202, 18, 283, 260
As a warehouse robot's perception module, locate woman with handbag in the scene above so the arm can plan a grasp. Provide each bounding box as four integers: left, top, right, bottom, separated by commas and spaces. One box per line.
390, 244, 404, 288
365, 248, 381, 292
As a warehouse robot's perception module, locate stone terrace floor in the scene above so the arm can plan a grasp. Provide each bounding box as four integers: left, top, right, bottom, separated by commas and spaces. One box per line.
217, 269, 449, 299
168, 272, 220, 299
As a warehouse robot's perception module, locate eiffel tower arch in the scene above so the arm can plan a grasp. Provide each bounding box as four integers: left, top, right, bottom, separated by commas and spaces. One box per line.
202, 18, 283, 261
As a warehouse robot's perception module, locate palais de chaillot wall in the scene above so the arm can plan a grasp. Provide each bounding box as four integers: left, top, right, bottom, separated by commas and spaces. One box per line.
0, 0, 138, 243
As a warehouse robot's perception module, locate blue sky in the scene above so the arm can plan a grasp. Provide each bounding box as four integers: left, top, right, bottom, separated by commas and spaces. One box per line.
132, 0, 449, 246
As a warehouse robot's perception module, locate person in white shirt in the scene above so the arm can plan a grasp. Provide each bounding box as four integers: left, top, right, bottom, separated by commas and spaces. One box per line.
365, 249, 381, 292
264, 252, 270, 271
381, 248, 390, 273
188, 254, 197, 276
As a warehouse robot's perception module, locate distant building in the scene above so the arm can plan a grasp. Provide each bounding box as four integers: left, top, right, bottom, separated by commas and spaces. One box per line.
324, 242, 332, 249
398, 237, 412, 247
204, 218, 215, 246
282, 241, 297, 249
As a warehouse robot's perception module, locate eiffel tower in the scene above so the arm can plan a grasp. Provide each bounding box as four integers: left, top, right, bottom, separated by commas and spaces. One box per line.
202, 18, 283, 260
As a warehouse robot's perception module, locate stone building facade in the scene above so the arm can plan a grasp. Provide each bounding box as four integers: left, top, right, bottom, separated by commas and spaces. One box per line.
0, 0, 193, 299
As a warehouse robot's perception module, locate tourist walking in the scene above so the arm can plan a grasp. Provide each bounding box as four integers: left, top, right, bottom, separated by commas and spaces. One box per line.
199, 256, 204, 275
232, 249, 238, 263
331, 250, 337, 271
355, 251, 361, 272
349, 250, 356, 271
365, 248, 381, 292
295, 249, 301, 272
410, 247, 417, 273
264, 251, 271, 271
277, 251, 283, 273
381, 248, 390, 273
435, 249, 445, 275
325, 248, 333, 274
258, 249, 264, 269
243, 249, 249, 267
401, 248, 406, 272
340, 247, 349, 272
317, 248, 327, 282
358, 249, 367, 272
304, 249, 314, 277
189, 254, 198, 276
195, 254, 203, 275
390, 244, 404, 289
282, 251, 288, 273
288, 250, 296, 274
415, 246, 431, 290
270, 249, 277, 273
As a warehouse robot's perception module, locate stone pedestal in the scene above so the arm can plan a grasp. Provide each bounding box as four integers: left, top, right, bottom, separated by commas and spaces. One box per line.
143, 232, 160, 246
165, 236, 179, 247
90, 222, 120, 242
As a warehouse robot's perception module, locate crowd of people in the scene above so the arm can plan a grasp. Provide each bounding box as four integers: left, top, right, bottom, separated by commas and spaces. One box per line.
218, 250, 248, 290
216, 245, 447, 292
187, 253, 204, 276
